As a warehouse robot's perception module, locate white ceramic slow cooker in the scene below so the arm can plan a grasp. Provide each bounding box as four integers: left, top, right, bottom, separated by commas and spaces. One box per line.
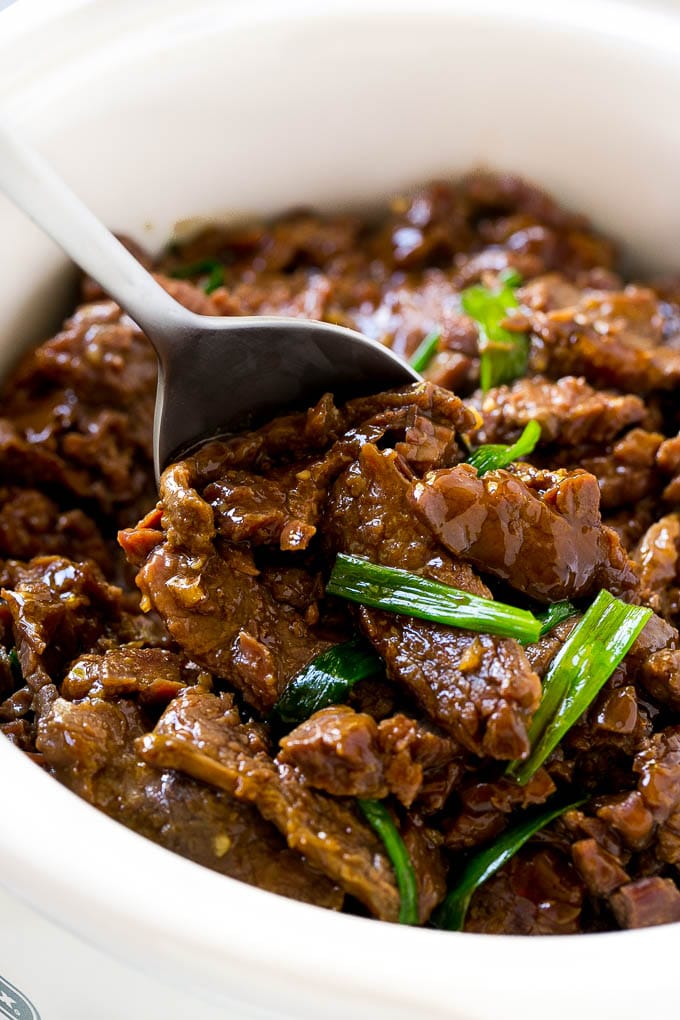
1, 2, 680, 1018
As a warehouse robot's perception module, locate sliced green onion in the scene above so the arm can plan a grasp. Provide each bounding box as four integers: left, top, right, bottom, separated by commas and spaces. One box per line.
204, 264, 225, 294
498, 267, 523, 288
461, 274, 529, 392
170, 257, 223, 280
467, 419, 541, 476
272, 638, 382, 726
327, 554, 542, 643
358, 798, 419, 925
409, 330, 441, 374
433, 798, 585, 931
536, 600, 578, 637
507, 591, 652, 785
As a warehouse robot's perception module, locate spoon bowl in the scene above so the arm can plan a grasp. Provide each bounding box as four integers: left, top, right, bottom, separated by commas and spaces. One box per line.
0, 123, 419, 477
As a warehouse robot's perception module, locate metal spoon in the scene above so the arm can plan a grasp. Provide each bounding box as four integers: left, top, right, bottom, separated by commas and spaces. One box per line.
0, 124, 418, 478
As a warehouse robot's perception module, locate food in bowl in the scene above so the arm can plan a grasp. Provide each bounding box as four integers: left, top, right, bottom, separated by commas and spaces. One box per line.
1, 172, 680, 935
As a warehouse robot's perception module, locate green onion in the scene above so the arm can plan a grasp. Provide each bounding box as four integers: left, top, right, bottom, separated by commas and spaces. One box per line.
467, 419, 541, 476
461, 273, 529, 392
272, 638, 383, 726
507, 591, 652, 785
204, 264, 225, 294
170, 257, 223, 280
433, 798, 585, 931
537, 600, 577, 637
327, 554, 542, 643
498, 267, 523, 288
358, 798, 419, 925
409, 330, 441, 374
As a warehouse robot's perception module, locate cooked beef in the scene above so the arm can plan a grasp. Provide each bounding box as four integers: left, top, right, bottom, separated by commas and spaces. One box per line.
324, 442, 541, 758
463, 846, 584, 935
473, 375, 645, 447
2, 170, 680, 936
442, 768, 556, 850
610, 877, 680, 929
36, 695, 342, 907
278, 705, 461, 808
60, 647, 193, 706
524, 286, 680, 394
409, 463, 637, 602
138, 686, 405, 921
633, 514, 680, 621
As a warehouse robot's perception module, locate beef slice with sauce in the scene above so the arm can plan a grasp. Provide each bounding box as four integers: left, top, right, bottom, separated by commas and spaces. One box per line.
119, 457, 327, 714
36, 694, 342, 908
118, 383, 477, 715
472, 374, 646, 448
324, 442, 541, 759
137, 686, 418, 922
278, 704, 461, 807
408, 462, 637, 603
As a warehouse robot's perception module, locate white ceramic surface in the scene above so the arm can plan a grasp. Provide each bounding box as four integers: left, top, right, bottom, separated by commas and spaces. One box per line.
1, 2, 680, 1018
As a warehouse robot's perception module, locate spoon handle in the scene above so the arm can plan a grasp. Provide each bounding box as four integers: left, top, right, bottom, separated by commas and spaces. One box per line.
0, 121, 188, 341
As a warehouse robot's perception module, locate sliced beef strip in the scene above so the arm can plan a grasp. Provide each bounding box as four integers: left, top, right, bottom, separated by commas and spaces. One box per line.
609, 876, 680, 929
401, 815, 448, 923
524, 286, 680, 394
409, 462, 637, 602
442, 768, 556, 851
595, 727, 680, 864
278, 705, 461, 808
60, 647, 196, 706
0, 486, 113, 574
204, 470, 317, 551
463, 845, 584, 935
1, 556, 123, 692
278, 705, 388, 799
36, 694, 342, 908
376, 713, 464, 813
638, 649, 680, 711
0, 300, 158, 517
129, 540, 326, 714
570, 838, 630, 898
138, 686, 406, 921
546, 429, 664, 512
472, 375, 645, 447
324, 442, 541, 759
632, 513, 680, 621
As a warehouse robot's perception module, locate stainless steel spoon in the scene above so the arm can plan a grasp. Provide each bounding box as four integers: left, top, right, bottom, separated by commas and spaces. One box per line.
0, 124, 418, 478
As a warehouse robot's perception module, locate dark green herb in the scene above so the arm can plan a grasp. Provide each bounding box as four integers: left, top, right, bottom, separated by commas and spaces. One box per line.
467, 419, 541, 476
536, 600, 578, 637
204, 264, 225, 294
358, 798, 419, 925
461, 272, 528, 392
272, 638, 382, 726
507, 591, 652, 785
170, 257, 223, 280
409, 330, 441, 374
498, 267, 523, 288
433, 798, 585, 931
327, 554, 542, 643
